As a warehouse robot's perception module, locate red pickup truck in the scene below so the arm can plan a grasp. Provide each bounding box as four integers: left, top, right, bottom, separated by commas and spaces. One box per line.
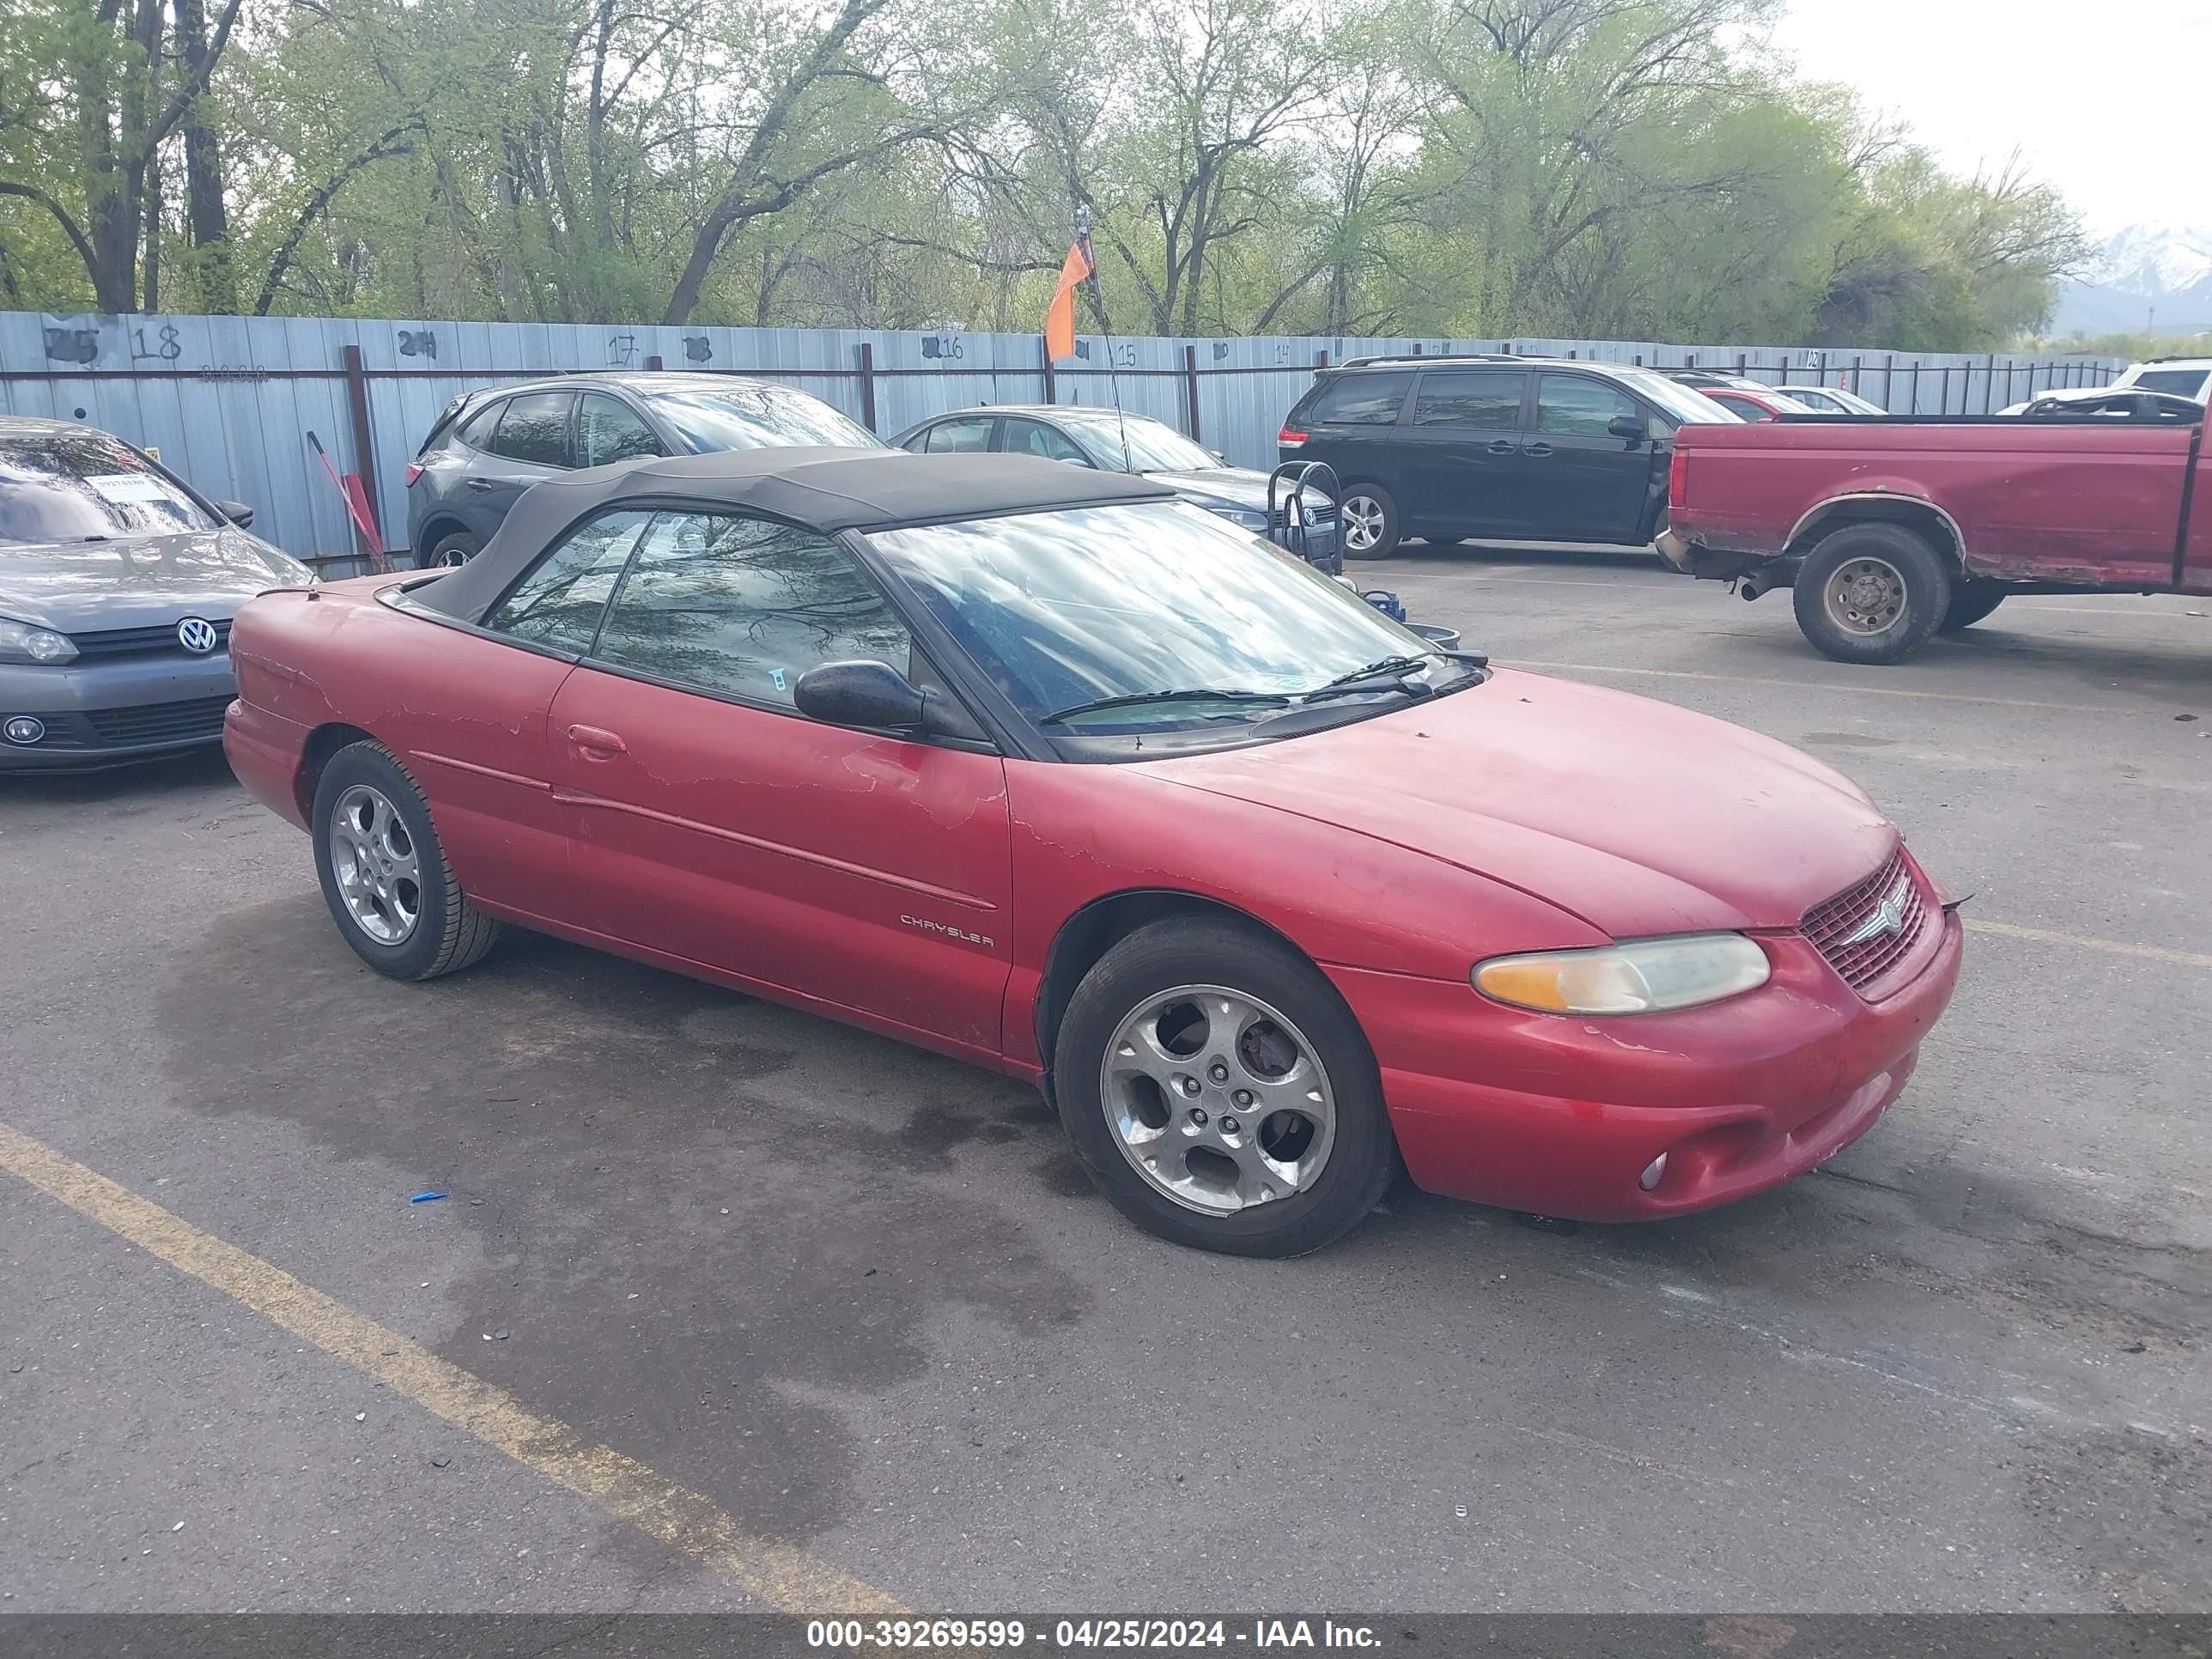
1657, 411, 2211, 663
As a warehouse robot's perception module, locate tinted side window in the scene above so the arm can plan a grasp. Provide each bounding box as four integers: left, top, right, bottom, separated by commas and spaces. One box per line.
1302, 373, 1413, 426
1001, 419, 1090, 464
577, 395, 664, 467
1536, 375, 1639, 437
1413, 370, 1524, 430
926, 419, 994, 454
483, 509, 652, 651
487, 393, 574, 466
592, 513, 911, 710
455, 400, 504, 450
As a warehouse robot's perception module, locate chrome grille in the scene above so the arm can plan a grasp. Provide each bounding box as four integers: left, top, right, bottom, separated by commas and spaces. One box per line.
1802, 849, 1928, 993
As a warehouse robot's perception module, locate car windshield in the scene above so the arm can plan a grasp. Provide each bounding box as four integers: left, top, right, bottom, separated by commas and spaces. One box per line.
0, 430, 217, 545
1060, 414, 1218, 473
871, 501, 1467, 735
1617, 370, 1737, 424
1759, 391, 1821, 415
645, 386, 882, 453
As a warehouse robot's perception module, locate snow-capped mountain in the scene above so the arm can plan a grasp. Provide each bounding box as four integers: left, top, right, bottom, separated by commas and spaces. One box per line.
2052, 222, 2212, 338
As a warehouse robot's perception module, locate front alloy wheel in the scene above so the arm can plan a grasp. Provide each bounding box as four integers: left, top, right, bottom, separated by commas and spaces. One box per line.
1101, 984, 1337, 1216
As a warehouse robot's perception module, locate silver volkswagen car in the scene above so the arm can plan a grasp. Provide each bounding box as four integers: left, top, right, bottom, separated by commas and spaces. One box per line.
1, 416, 314, 771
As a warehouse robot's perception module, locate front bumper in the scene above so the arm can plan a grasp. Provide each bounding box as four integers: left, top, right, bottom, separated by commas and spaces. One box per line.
0, 653, 240, 771
1328, 903, 1964, 1223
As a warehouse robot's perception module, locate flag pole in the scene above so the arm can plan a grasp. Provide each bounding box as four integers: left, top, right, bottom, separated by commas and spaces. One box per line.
1073, 202, 1133, 474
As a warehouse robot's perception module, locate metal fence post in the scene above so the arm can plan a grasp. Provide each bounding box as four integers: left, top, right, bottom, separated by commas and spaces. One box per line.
1042, 334, 1056, 404
1183, 343, 1202, 441
340, 343, 380, 561
858, 342, 878, 433
646, 354, 665, 371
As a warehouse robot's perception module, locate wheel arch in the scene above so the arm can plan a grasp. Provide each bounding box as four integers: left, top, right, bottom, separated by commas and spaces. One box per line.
1787, 493, 1966, 569
413, 512, 476, 562
295, 721, 380, 823
1033, 888, 1322, 1097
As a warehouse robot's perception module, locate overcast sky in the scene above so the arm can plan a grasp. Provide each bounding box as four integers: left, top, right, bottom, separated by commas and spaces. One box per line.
1770, 0, 2203, 239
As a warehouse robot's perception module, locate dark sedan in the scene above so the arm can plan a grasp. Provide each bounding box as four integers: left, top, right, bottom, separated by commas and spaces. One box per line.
892, 405, 1341, 572
1, 416, 313, 771
405, 371, 884, 567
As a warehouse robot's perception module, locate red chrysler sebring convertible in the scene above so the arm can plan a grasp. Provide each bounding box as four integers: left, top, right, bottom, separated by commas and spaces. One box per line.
224, 448, 1961, 1256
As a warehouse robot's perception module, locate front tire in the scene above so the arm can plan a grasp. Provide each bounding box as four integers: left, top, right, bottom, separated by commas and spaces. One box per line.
1339, 484, 1401, 560
1792, 522, 1953, 665
312, 741, 501, 981
1939, 580, 2006, 632
1053, 918, 1398, 1257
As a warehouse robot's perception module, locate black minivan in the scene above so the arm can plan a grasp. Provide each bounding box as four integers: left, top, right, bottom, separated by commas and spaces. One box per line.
1277, 355, 1738, 558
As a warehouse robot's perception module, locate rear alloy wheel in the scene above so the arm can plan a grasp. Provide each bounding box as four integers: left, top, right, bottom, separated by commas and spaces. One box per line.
1338, 485, 1401, 560
313, 741, 501, 981
1938, 580, 2006, 632
1792, 521, 1952, 665
1054, 918, 1397, 1256
427, 531, 480, 568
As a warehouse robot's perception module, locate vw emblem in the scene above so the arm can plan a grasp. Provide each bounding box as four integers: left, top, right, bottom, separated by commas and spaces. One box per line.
1840, 878, 1911, 947
177, 616, 219, 655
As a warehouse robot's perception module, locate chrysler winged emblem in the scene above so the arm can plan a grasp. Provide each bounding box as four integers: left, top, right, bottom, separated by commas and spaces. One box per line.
1839, 878, 1911, 947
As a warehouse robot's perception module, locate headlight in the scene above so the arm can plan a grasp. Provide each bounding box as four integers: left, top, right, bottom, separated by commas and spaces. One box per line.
1474, 933, 1770, 1015
1216, 507, 1270, 532
0, 617, 77, 665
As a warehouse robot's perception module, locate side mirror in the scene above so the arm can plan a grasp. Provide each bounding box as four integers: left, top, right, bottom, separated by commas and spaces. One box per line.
1208, 449, 1228, 465
1607, 413, 1647, 441
216, 500, 256, 528
793, 659, 928, 732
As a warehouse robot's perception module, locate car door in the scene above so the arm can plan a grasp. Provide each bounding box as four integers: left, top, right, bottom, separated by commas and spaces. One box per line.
1522, 373, 1663, 544
1394, 368, 1530, 538
999, 417, 1092, 466
545, 507, 1014, 1060
463, 391, 577, 535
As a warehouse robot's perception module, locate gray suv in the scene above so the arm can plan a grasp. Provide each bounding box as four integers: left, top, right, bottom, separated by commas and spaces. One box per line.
1, 416, 313, 771
404, 371, 884, 566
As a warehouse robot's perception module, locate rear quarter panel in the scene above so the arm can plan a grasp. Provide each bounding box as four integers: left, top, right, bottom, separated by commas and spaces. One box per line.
1674, 421, 2194, 584
228, 579, 576, 909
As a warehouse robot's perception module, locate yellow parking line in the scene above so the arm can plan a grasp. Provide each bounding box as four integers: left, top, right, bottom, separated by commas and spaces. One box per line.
1514, 659, 2135, 714
1963, 918, 2212, 970
0, 1121, 903, 1615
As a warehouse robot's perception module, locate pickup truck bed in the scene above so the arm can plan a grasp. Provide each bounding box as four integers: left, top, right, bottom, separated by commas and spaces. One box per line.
1660, 413, 2209, 663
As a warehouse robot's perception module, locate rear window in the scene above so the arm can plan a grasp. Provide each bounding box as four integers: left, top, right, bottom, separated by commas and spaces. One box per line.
0, 429, 217, 544
1297, 372, 1413, 427
2131, 368, 2210, 396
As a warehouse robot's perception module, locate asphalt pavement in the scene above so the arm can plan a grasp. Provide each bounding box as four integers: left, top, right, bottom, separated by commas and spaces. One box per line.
2, 548, 2206, 1616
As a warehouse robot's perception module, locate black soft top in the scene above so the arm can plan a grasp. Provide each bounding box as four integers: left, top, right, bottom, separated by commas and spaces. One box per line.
414, 447, 1175, 622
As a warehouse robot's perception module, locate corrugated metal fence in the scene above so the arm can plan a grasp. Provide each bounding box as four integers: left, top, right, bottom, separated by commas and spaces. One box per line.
0, 311, 2124, 562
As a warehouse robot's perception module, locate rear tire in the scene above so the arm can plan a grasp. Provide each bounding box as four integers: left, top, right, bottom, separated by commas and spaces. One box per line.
1792, 522, 1953, 665
312, 741, 501, 981
1938, 580, 2006, 632
1339, 484, 1401, 560
426, 531, 480, 568
1052, 918, 1398, 1257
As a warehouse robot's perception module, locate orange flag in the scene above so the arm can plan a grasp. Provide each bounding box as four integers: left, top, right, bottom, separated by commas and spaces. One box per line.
1045, 239, 1092, 363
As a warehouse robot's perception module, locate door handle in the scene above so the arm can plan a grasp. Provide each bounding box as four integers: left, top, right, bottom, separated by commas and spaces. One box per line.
1486, 439, 1516, 454
464, 477, 496, 492
1523, 442, 1554, 458
566, 723, 627, 757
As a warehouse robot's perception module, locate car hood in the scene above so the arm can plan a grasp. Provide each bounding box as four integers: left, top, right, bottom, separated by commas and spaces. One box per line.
1139, 466, 1294, 513
1150, 666, 1894, 938
0, 529, 313, 631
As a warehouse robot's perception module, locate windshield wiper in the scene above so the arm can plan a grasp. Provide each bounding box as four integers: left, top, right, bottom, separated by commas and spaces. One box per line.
1041, 688, 1290, 726
1300, 653, 1437, 704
